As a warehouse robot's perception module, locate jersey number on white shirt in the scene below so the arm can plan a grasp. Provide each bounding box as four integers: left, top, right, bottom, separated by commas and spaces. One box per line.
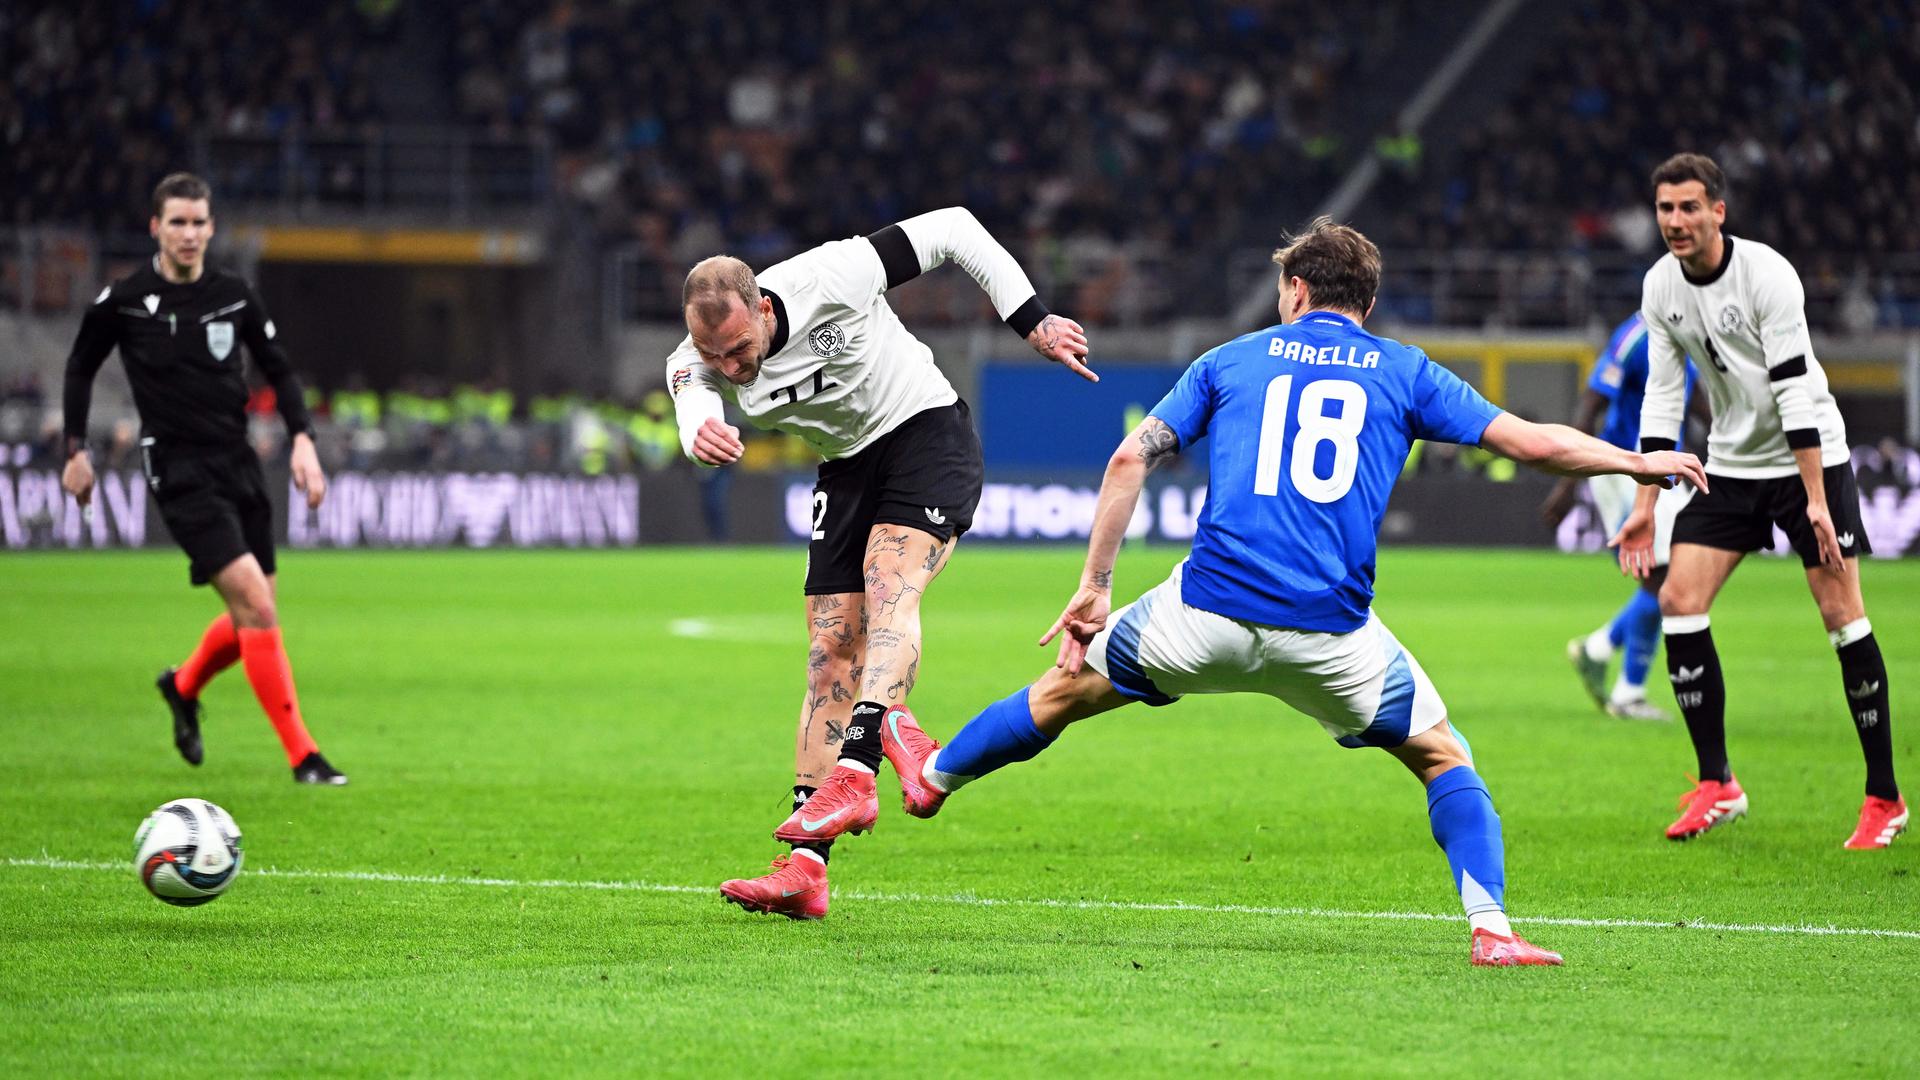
1254, 375, 1369, 503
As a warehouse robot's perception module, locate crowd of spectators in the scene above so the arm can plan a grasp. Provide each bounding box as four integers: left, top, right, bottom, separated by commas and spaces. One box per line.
449, 0, 1420, 322
0, 0, 389, 234
1387, 0, 1920, 284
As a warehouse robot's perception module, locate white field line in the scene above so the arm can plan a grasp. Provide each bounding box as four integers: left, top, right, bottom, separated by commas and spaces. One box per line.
9, 855, 1918, 941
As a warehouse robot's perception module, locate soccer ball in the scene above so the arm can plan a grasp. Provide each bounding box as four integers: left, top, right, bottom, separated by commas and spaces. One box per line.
134, 798, 243, 906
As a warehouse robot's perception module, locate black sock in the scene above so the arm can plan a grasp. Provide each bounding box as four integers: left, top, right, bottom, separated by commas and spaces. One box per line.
1837, 634, 1898, 800
1666, 626, 1731, 783
839, 701, 886, 772
788, 785, 831, 863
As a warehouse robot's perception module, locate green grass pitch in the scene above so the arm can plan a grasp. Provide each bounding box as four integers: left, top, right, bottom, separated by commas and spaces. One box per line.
3, 546, 1917, 1076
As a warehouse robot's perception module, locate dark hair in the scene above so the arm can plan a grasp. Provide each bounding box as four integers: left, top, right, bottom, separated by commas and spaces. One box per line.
682, 255, 759, 327
152, 173, 212, 216
1650, 153, 1725, 203
1270, 216, 1381, 315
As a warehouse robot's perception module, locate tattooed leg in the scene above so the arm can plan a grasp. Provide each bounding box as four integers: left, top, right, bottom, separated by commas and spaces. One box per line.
859, 528, 957, 705
796, 592, 865, 786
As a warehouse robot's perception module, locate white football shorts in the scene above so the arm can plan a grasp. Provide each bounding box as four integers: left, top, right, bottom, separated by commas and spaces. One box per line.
1083, 562, 1448, 749
1589, 474, 1693, 566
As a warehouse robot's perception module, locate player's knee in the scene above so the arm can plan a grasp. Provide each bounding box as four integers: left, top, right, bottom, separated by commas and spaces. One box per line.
229, 590, 276, 629
1657, 579, 1704, 617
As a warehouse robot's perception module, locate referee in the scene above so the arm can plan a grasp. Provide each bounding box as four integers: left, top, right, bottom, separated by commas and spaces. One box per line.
61, 173, 347, 785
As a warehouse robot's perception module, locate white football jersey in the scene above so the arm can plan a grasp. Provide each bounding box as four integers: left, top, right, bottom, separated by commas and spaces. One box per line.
1638, 235, 1847, 478
668, 208, 1043, 460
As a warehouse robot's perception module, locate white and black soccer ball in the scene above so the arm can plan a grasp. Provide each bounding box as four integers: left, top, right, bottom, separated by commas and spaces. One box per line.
134, 798, 243, 906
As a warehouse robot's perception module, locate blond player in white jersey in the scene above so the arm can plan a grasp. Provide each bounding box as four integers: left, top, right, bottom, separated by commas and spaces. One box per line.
1615, 153, 1904, 849
665, 208, 1094, 917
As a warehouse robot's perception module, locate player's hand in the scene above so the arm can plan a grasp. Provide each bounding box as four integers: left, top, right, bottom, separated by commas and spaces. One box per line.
1026, 314, 1096, 383
1633, 450, 1709, 493
1609, 506, 1656, 580
1039, 584, 1112, 675
691, 417, 744, 466
61, 450, 95, 507
1539, 480, 1579, 528
290, 432, 327, 509
1806, 503, 1845, 575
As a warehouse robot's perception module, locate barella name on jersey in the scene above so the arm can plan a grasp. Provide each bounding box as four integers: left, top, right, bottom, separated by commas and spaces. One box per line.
1268, 338, 1382, 368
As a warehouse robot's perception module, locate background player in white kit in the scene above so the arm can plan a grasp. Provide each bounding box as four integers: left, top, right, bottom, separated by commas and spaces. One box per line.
664, 208, 1093, 917
1615, 153, 1905, 848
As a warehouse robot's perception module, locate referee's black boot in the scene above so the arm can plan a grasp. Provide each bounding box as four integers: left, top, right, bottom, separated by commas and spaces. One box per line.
293, 751, 349, 786
155, 669, 203, 766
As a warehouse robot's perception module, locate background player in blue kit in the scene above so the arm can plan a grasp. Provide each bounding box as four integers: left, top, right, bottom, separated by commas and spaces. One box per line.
860, 219, 1707, 966
1541, 314, 1702, 720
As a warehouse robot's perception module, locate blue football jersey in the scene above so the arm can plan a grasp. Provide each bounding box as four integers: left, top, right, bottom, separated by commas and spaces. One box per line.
1151, 311, 1500, 633
1590, 313, 1697, 451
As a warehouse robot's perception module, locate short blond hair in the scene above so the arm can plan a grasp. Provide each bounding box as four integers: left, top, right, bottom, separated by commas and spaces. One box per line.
682, 255, 758, 327
1271, 216, 1380, 315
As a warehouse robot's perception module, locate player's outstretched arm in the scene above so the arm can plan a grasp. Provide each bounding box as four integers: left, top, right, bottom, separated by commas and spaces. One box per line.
878, 208, 1094, 380
1042, 417, 1179, 672
1539, 387, 1612, 526
1479, 413, 1708, 490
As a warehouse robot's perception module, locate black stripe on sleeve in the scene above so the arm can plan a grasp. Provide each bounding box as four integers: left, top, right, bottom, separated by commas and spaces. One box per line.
1639, 436, 1677, 454
1769, 355, 1809, 382
1786, 427, 1822, 449
866, 225, 922, 290
1005, 296, 1049, 339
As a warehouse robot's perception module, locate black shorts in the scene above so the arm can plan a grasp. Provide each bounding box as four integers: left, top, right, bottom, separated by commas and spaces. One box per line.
804, 399, 984, 595
141, 439, 277, 586
1672, 463, 1870, 567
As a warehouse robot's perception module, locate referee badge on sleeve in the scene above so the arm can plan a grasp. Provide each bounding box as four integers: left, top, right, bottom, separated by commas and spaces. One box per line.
206, 321, 235, 361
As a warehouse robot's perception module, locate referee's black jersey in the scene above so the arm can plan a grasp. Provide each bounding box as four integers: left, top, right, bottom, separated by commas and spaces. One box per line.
62, 259, 312, 451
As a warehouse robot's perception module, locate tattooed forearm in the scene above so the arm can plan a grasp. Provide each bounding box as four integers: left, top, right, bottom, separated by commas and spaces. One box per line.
1136, 418, 1180, 472
1090, 568, 1112, 589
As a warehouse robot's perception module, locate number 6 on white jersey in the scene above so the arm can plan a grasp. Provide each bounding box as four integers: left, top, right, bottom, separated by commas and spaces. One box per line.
1254, 375, 1368, 503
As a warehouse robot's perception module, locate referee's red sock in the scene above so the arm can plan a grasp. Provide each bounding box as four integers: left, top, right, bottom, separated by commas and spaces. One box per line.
237, 626, 319, 766
175, 613, 239, 699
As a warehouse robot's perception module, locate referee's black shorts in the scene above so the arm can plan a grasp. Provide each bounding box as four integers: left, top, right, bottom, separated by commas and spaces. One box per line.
804, 399, 983, 596
140, 439, 277, 586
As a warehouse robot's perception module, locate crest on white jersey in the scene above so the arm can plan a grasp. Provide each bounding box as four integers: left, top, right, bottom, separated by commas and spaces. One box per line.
1716, 304, 1745, 333
206, 321, 235, 361
142, 294, 160, 315
806, 322, 847, 358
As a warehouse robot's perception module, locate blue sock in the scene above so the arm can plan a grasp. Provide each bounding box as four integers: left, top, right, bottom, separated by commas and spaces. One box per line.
1426, 766, 1506, 918
1620, 588, 1663, 689
1606, 595, 1632, 649
932, 687, 1053, 784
